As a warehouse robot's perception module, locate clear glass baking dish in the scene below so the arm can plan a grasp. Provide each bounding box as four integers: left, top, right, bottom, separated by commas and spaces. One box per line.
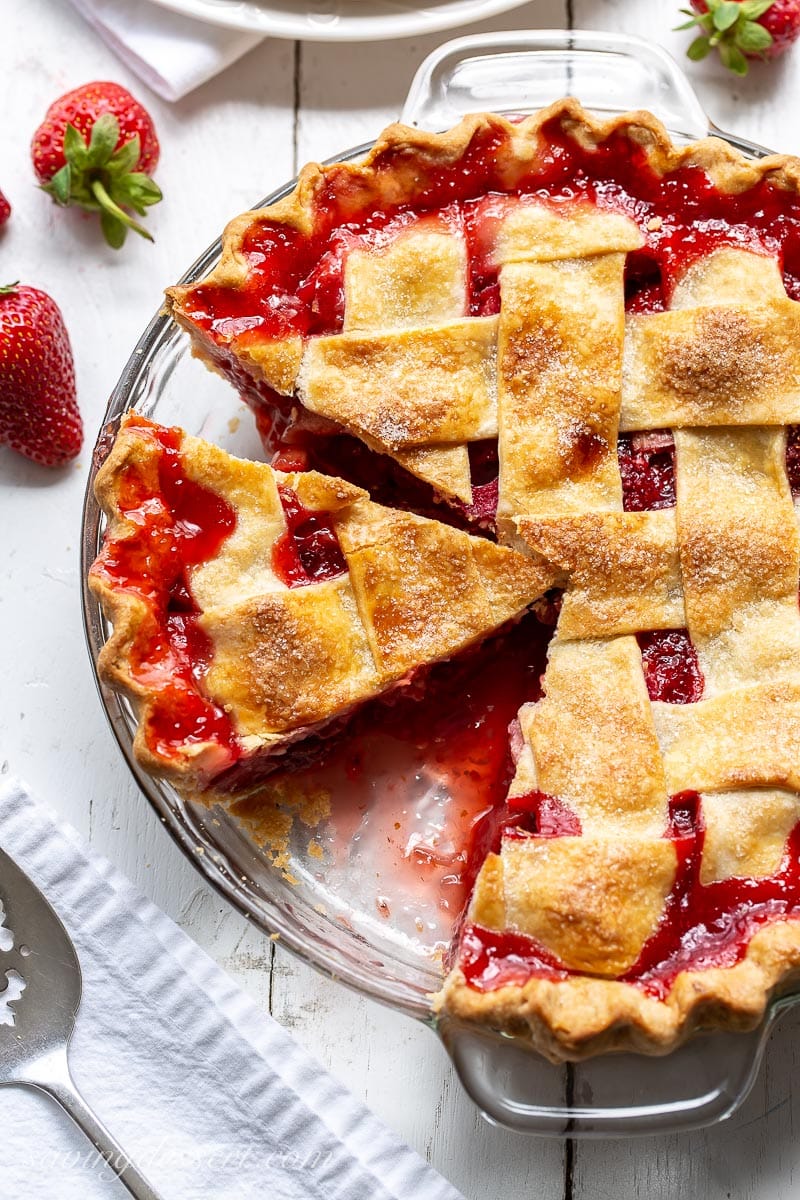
81, 29, 796, 1136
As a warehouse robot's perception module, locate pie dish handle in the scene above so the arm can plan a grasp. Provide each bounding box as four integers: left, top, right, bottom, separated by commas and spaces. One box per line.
436, 1002, 797, 1135
400, 29, 710, 140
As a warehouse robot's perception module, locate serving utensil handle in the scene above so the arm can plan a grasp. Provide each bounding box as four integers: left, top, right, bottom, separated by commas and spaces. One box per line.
26, 1050, 162, 1200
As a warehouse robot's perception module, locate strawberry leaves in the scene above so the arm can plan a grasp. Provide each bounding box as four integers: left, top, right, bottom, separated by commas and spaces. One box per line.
40, 112, 162, 247
677, 0, 777, 73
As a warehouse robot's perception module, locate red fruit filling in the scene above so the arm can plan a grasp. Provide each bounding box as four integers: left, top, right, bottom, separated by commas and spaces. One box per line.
272, 484, 347, 587
618, 431, 676, 512
92, 415, 240, 765
786, 426, 800, 498
459, 924, 573, 991
637, 630, 704, 704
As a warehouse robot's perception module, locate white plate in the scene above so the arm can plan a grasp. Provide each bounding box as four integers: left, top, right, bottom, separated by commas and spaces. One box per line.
146, 0, 533, 41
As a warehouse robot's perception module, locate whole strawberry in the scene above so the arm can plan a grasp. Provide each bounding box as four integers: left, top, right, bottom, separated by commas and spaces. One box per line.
0, 284, 82, 467
678, 0, 800, 73
32, 82, 162, 248
0, 191, 10, 227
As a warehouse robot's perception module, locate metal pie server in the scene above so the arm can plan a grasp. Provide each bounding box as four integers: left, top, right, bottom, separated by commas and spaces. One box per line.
0, 844, 161, 1199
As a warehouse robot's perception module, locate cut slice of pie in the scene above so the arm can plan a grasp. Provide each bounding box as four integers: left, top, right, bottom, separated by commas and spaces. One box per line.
90, 413, 554, 801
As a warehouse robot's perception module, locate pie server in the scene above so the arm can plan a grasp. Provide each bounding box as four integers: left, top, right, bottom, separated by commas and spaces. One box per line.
0, 844, 161, 1199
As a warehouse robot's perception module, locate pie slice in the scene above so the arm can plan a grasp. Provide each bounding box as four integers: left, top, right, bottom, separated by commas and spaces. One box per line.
90, 413, 553, 801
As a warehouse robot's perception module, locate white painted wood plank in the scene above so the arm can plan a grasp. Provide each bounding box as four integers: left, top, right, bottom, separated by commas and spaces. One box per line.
573, 1008, 800, 1200
295, 0, 569, 161
269, 948, 566, 1200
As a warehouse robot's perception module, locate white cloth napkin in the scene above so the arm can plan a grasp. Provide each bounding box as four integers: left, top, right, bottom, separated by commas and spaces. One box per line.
0, 777, 463, 1200
66, 0, 263, 101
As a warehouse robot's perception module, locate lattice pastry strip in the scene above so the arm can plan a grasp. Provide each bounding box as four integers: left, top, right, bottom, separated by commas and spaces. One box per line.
674, 425, 800, 695
343, 225, 469, 331
652, 683, 800, 795
622, 248, 800, 430
462, 242, 800, 1010
495, 252, 628, 529
294, 205, 644, 507
509, 636, 670, 837
470, 836, 677, 977
516, 509, 684, 638
700, 790, 800, 883
299, 318, 498, 500
490, 201, 646, 266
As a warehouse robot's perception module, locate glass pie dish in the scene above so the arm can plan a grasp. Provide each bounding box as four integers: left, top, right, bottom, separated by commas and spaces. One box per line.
81, 29, 799, 1135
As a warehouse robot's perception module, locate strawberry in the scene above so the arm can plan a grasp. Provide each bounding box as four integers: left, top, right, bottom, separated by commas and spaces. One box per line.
31, 82, 162, 248
0, 191, 10, 227
678, 0, 800, 73
0, 284, 82, 467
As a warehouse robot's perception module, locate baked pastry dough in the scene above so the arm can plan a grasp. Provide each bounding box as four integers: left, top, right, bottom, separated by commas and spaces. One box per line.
108, 101, 800, 1060
441, 236, 800, 1057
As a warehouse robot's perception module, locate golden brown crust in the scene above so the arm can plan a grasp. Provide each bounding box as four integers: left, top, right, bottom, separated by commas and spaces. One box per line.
622, 301, 800, 429
518, 637, 670, 838
474, 835, 677, 977
336, 500, 550, 676
517, 510, 684, 638
167, 100, 800, 324
437, 920, 800, 1063
298, 318, 498, 451
201, 582, 378, 739
496, 253, 627, 529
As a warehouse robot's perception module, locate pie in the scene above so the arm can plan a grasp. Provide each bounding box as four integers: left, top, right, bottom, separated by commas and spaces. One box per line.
93, 100, 800, 1061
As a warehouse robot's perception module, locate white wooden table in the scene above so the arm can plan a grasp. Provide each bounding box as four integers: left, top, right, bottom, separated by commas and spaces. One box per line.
4, 1, 800, 1196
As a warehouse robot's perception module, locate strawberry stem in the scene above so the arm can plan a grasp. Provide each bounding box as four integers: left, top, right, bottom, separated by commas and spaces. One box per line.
0, 282, 20, 295
89, 178, 153, 245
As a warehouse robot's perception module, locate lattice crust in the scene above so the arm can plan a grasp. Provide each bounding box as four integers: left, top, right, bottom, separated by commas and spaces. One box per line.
91, 416, 554, 796
161, 104, 800, 1058
439, 242, 800, 1060
166, 100, 800, 509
